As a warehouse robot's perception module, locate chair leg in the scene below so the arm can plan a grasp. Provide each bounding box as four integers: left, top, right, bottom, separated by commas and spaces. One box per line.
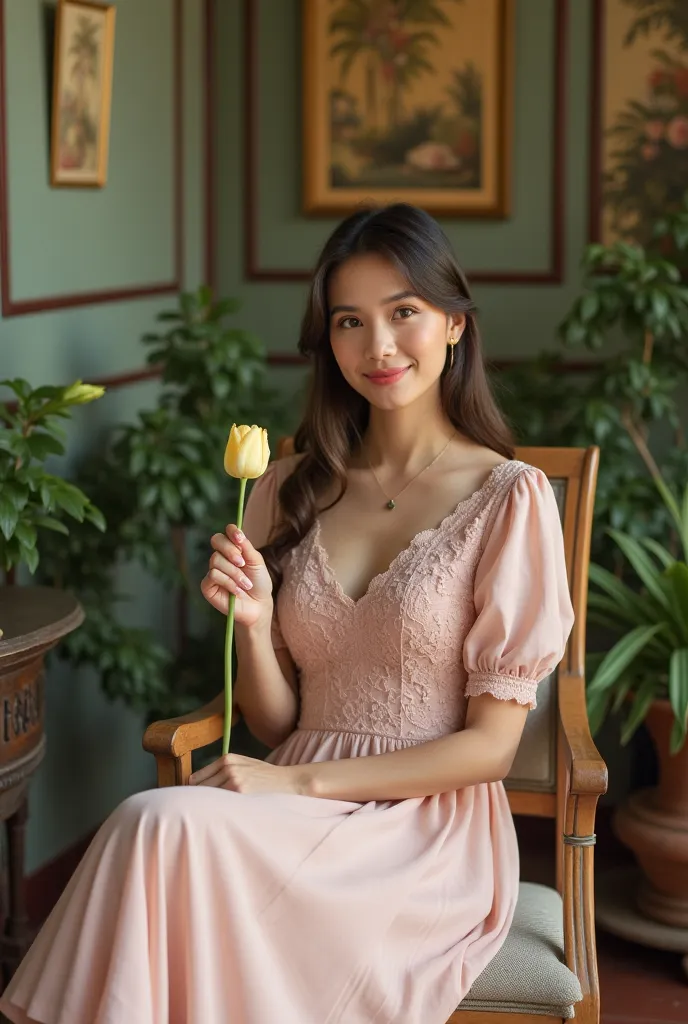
0, 798, 31, 988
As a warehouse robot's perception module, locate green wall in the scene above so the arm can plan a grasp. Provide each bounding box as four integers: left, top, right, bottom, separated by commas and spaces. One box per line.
0, 0, 206, 874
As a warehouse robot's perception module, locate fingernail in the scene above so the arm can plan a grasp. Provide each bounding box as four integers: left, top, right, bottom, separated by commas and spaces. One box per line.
233, 530, 244, 542
234, 556, 245, 567
241, 576, 253, 590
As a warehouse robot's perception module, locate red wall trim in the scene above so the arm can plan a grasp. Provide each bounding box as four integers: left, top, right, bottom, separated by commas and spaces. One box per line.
243, 0, 568, 286
204, 0, 217, 295
588, 0, 605, 243
0, 0, 184, 318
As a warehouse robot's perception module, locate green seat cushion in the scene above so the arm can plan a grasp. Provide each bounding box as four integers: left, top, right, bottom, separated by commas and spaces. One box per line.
460, 882, 583, 1018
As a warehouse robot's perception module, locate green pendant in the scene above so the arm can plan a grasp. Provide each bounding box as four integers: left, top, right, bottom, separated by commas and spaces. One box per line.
387, 499, 396, 510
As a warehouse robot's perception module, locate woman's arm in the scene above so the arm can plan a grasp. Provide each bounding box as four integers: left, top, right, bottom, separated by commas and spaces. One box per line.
297, 694, 528, 801
234, 620, 299, 749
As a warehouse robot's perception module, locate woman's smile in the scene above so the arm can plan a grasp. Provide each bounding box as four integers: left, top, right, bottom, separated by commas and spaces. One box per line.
364, 366, 412, 386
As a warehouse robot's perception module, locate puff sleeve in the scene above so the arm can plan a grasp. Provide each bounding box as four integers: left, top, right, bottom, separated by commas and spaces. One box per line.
462, 467, 574, 710
241, 462, 288, 650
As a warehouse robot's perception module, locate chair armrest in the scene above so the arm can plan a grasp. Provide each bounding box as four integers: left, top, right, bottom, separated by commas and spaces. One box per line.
142, 693, 241, 759
558, 671, 608, 797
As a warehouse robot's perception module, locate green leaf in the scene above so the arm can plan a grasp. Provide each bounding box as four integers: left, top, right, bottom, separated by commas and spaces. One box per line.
196, 469, 220, 502
34, 516, 69, 535
651, 289, 669, 322
0, 378, 30, 400
587, 623, 666, 696
580, 292, 600, 322
611, 674, 635, 714
3, 482, 29, 512
139, 483, 159, 508
129, 449, 146, 475
668, 648, 688, 754
50, 480, 87, 520
0, 494, 19, 540
620, 676, 657, 745
22, 543, 39, 574
25, 432, 65, 460
640, 537, 675, 570
607, 528, 674, 615
588, 562, 660, 625
587, 690, 611, 736
14, 521, 37, 548
84, 505, 106, 531
160, 481, 181, 520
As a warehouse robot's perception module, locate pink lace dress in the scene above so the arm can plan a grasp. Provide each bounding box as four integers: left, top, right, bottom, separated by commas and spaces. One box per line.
0, 457, 574, 1024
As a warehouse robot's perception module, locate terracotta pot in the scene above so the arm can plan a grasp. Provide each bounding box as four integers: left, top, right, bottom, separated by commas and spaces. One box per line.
613, 699, 688, 928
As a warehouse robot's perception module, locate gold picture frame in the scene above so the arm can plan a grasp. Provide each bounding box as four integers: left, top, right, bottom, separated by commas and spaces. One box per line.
50, 0, 116, 188
302, 0, 514, 218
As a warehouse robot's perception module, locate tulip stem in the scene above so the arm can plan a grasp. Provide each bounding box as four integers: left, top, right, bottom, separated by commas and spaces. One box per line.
223, 476, 247, 756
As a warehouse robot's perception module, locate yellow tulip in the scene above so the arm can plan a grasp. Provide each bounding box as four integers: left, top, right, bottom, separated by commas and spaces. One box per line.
223, 424, 270, 479
221, 422, 270, 757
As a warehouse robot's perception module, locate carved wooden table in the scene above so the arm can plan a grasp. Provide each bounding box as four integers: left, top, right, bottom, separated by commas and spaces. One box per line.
0, 586, 83, 987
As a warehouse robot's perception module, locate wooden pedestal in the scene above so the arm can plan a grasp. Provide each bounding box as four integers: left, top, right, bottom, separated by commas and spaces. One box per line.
0, 586, 83, 987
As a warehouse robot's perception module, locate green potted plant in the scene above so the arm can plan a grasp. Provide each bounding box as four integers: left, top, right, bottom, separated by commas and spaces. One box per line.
0, 377, 105, 974
496, 199, 688, 934
584, 435, 688, 931
498, 196, 688, 570
37, 286, 289, 730
0, 378, 105, 576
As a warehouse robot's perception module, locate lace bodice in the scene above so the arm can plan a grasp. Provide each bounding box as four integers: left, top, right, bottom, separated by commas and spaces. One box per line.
243, 457, 574, 743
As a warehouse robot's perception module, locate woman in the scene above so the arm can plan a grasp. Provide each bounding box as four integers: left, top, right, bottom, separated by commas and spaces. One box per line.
0, 204, 573, 1024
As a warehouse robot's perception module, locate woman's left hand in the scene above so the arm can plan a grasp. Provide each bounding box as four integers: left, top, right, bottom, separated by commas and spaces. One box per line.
189, 754, 308, 795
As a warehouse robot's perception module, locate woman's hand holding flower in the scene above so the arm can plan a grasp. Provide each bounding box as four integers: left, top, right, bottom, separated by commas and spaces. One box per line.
201, 525, 274, 630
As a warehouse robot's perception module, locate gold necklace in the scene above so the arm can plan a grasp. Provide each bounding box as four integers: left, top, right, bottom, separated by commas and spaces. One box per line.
363, 433, 455, 510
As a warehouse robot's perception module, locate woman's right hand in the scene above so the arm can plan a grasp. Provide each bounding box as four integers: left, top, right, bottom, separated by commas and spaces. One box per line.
201, 525, 274, 629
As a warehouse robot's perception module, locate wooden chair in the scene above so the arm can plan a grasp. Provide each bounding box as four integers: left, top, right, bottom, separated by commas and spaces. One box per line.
143, 444, 606, 1024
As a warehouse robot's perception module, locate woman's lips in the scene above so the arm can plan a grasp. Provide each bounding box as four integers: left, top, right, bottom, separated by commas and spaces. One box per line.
364, 367, 410, 386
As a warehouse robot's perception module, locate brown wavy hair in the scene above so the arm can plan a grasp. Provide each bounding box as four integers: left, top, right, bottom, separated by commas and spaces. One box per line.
262, 203, 514, 591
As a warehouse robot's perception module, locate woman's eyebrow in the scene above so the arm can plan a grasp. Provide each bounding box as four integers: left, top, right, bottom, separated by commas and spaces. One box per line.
329, 291, 419, 317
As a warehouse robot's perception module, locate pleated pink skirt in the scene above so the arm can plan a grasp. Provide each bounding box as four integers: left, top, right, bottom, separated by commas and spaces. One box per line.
0, 729, 519, 1024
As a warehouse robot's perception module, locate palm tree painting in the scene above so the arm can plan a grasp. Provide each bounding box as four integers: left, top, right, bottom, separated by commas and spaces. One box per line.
593, 0, 688, 246
51, 1, 116, 188
303, 0, 513, 216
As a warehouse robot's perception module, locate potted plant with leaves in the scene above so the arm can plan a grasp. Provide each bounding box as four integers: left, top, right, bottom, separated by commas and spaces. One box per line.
0, 379, 105, 576
584, 430, 688, 932
36, 286, 288, 732
0, 378, 104, 974
498, 196, 688, 571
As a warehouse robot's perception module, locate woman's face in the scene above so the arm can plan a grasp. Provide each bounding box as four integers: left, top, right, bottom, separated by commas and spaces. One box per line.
328, 253, 465, 411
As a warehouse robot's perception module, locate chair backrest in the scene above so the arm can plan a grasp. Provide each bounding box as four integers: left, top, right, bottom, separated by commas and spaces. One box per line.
276, 439, 599, 823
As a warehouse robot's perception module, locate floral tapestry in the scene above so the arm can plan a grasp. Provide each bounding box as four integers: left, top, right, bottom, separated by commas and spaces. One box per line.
593, 0, 688, 245
302, 0, 513, 217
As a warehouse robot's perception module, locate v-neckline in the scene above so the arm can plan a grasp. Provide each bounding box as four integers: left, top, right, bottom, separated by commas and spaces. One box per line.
311, 460, 517, 609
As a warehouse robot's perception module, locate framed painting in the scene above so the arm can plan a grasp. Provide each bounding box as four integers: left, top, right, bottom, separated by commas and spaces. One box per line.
302, 0, 514, 218
590, 0, 688, 246
50, 0, 116, 188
